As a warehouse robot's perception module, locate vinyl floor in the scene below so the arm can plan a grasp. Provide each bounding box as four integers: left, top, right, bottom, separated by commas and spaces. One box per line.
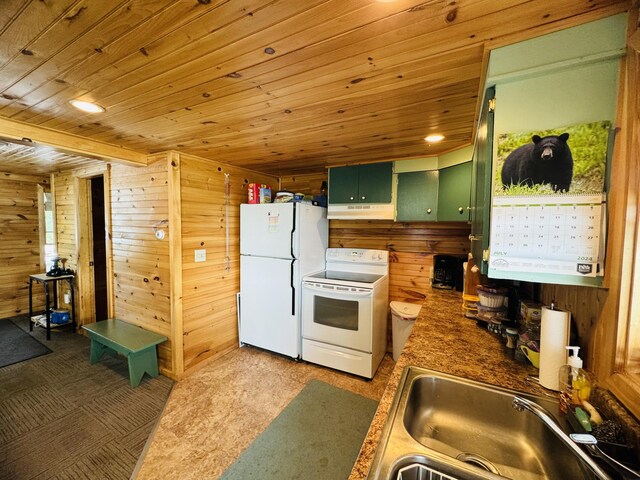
134, 345, 394, 480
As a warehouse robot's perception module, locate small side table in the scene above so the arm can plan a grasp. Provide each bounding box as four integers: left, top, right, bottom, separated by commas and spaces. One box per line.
28, 273, 76, 340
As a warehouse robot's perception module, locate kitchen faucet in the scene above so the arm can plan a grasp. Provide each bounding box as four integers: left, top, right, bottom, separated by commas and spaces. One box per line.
512, 396, 612, 480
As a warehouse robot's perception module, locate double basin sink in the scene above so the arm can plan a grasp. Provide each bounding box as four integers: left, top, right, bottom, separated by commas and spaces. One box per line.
368, 366, 604, 480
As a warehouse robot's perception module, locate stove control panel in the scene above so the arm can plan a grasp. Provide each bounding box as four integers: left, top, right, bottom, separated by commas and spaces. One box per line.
326, 248, 388, 264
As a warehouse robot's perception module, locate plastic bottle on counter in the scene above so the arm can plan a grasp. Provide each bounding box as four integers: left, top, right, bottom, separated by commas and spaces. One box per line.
558, 346, 592, 414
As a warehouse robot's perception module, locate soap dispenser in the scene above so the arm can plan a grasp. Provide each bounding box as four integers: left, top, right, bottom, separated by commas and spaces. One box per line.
559, 346, 591, 414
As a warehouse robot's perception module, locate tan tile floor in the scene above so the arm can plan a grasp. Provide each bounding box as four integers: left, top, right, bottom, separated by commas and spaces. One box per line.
134, 346, 394, 480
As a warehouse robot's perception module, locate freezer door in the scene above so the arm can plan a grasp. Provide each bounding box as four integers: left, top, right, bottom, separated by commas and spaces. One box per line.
240, 203, 295, 259
292, 203, 328, 272
240, 255, 299, 357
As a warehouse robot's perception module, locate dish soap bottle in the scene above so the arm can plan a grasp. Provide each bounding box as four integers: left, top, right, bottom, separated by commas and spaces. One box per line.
559, 346, 591, 414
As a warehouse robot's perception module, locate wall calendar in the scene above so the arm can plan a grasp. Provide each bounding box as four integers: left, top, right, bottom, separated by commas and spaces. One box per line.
489, 121, 610, 284
488, 194, 605, 278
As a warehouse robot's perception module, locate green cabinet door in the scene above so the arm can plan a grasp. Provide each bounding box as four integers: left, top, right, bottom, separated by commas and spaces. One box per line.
469, 86, 495, 274
357, 162, 393, 203
328, 162, 392, 204
396, 170, 439, 221
438, 162, 472, 221
328, 165, 359, 203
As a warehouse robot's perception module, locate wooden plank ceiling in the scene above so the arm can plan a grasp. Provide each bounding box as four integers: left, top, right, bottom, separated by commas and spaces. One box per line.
0, 139, 104, 174
0, 0, 630, 176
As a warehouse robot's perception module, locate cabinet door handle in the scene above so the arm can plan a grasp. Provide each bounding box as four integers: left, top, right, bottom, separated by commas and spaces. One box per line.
469, 234, 482, 241
350, 196, 354, 200
427, 208, 432, 214
458, 207, 464, 214
361, 196, 366, 200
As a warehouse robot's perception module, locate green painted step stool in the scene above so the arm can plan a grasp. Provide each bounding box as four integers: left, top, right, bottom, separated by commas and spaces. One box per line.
82, 319, 167, 388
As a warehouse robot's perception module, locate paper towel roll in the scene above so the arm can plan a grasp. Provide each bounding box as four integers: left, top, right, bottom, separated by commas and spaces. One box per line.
538, 306, 571, 391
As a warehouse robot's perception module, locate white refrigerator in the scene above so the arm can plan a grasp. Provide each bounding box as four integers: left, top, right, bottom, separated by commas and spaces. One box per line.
239, 202, 328, 358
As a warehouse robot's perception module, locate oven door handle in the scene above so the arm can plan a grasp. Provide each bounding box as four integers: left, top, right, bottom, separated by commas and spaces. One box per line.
302, 283, 372, 296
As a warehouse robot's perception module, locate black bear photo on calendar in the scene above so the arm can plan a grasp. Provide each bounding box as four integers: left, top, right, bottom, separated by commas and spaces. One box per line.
494, 121, 611, 196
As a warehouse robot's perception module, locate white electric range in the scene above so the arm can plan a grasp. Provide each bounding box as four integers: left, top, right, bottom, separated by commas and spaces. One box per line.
301, 248, 389, 378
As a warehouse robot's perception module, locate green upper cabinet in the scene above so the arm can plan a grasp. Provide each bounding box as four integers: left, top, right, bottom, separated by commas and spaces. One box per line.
329, 162, 392, 204
357, 162, 393, 203
469, 86, 495, 275
328, 165, 359, 203
437, 162, 472, 221
396, 170, 439, 221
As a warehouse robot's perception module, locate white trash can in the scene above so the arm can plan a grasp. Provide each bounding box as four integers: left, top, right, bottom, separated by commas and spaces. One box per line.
391, 301, 421, 361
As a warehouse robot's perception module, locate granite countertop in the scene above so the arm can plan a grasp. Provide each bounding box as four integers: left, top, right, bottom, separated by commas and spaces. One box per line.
349, 288, 545, 480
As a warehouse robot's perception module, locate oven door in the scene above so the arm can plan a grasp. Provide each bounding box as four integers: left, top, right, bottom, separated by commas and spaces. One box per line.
302, 281, 373, 352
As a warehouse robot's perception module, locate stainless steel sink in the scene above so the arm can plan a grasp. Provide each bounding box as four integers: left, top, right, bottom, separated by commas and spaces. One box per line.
368, 366, 601, 480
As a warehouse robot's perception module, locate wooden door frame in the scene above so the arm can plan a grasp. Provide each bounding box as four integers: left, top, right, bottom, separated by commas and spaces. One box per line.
73, 164, 114, 327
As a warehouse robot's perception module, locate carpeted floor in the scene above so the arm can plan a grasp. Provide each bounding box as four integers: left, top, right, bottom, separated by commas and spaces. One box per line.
0, 319, 52, 368
220, 380, 378, 480
0, 315, 173, 480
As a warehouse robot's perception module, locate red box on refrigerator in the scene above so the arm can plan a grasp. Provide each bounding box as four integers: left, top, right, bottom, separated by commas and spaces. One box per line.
248, 183, 271, 204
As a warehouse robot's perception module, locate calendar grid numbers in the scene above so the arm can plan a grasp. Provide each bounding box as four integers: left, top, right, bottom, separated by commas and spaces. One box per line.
489, 194, 605, 278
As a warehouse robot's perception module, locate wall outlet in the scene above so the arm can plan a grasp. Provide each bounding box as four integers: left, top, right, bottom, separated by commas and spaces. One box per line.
194, 249, 206, 262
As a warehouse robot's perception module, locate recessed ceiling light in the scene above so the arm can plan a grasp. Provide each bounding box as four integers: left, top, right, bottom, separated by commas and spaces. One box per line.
69, 99, 105, 113
424, 134, 445, 143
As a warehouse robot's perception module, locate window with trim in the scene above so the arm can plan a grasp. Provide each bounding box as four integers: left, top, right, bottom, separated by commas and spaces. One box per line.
43, 191, 56, 270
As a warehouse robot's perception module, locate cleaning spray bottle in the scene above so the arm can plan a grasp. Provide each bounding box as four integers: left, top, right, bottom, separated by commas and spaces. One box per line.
558, 346, 591, 414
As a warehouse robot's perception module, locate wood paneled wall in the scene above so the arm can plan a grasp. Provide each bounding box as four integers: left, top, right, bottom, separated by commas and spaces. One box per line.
180, 153, 277, 371
108, 151, 277, 375
329, 220, 471, 302
279, 172, 327, 196
538, 284, 608, 368
52, 171, 77, 271
0, 171, 48, 318
110, 155, 173, 374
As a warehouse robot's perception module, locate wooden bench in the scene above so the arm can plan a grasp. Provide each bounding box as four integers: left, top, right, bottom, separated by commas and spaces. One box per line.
82, 319, 167, 388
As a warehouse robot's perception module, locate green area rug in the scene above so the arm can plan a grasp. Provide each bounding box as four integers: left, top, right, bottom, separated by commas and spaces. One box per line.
0, 319, 52, 368
220, 380, 378, 480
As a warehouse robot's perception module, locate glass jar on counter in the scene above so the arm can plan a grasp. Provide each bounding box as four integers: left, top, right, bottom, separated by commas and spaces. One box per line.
505, 327, 519, 350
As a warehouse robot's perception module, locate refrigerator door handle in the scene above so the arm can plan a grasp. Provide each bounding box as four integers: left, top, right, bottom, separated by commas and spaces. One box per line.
290, 203, 297, 259
290, 260, 296, 315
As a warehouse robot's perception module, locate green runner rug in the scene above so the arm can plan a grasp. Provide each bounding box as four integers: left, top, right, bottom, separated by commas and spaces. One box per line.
220, 379, 378, 480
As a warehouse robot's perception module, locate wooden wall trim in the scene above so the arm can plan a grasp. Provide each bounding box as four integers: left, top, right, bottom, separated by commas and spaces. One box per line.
72, 166, 110, 327
48, 173, 57, 250
590, 7, 640, 417
37, 184, 46, 272
103, 166, 115, 319
0, 117, 147, 167
73, 176, 94, 327
168, 151, 184, 375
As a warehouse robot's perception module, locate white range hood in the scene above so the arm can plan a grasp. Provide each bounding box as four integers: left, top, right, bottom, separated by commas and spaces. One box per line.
327, 203, 394, 220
